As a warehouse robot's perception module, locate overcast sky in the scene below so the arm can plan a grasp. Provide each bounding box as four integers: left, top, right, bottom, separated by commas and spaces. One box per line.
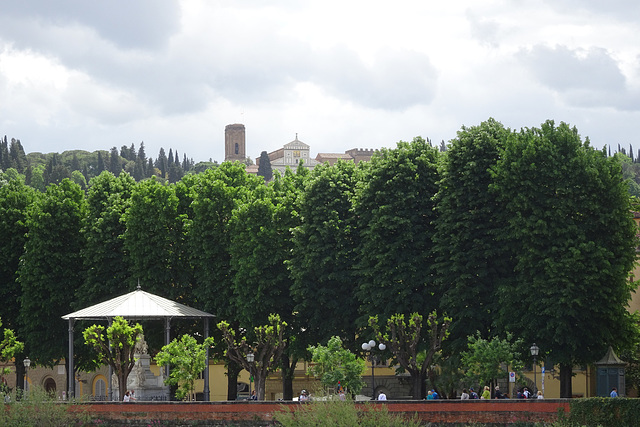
1, 1, 639, 163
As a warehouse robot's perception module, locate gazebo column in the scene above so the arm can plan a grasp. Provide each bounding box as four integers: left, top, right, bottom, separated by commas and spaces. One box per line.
108, 317, 114, 401
204, 318, 210, 401
164, 317, 171, 386
68, 318, 75, 400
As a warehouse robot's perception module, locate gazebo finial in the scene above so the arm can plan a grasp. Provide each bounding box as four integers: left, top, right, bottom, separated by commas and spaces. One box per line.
137, 279, 141, 290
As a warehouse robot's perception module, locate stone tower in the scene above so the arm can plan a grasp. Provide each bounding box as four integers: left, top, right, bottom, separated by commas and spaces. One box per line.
225, 124, 246, 162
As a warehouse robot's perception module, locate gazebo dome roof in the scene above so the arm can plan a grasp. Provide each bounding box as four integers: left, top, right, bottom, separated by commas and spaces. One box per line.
62, 287, 214, 320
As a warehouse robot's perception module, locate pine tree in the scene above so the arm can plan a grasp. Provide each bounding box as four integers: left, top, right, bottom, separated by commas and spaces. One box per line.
109, 147, 121, 175
257, 151, 273, 181
156, 148, 168, 178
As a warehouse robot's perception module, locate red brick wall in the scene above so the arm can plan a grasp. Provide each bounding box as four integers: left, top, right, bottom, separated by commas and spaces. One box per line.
73, 400, 570, 425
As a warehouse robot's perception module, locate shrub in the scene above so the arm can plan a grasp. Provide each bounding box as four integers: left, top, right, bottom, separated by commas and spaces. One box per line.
563, 397, 640, 427
273, 398, 421, 427
0, 386, 91, 426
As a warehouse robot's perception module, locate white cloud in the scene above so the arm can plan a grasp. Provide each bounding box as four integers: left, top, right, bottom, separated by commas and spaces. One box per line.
0, 0, 639, 162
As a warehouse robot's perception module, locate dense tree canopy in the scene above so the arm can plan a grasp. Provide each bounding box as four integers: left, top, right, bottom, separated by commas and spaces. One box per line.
77, 172, 137, 307
289, 160, 363, 349
355, 137, 441, 325
18, 179, 86, 366
0, 177, 37, 331
1, 118, 638, 399
433, 119, 512, 354
493, 120, 639, 397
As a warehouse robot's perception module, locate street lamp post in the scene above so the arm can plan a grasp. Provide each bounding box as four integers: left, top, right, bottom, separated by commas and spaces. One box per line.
246, 352, 254, 400
361, 340, 386, 400
23, 357, 31, 395
530, 343, 539, 394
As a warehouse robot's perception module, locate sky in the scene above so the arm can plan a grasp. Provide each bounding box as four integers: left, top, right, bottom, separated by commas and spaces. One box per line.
1, 0, 639, 164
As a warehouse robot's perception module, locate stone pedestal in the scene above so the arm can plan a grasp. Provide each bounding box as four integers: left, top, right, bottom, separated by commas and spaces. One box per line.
127, 353, 169, 401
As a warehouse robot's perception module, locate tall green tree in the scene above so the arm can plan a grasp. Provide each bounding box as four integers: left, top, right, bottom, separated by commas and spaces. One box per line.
228, 170, 304, 399
8, 138, 28, 173
123, 179, 184, 300
257, 151, 273, 181
109, 147, 122, 175
0, 136, 9, 170
18, 179, 86, 367
97, 151, 105, 174
355, 137, 440, 325
493, 120, 639, 397
156, 148, 168, 179
188, 163, 262, 399
289, 161, 363, 350
0, 178, 37, 333
433, 119, 512, 354
77, 172, 137, 307
189, 163, 262, 317
229, 188, 294, 329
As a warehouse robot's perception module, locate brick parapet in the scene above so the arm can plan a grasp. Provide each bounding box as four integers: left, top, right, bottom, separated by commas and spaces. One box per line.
71, 399, 570, 425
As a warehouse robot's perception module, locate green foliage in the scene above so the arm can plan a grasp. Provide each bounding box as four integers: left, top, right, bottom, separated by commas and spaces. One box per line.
355, 137, 441, 325
289, 161, 363, 348
29, 164, 45, 192
0, 177, 37, 333
0, 317, 24, 378
155, 334, 215, 401
567, 397, 640, 427
433, 118, 512, 354
460, 332, 524, 387
83, 316, 143, 401
229, 187, 294, 327
307, 336, 366, 395
189, 164, 262, 318
370, 312, 450, 399
493, 120, 639, 396
123, 178, 187, 299
274, 399, 422, 427
0, 386, 91, 426
217, 313, 287, 400
18, 179, 86, 366
257, 151, 273, 181
77, 171, 136, 308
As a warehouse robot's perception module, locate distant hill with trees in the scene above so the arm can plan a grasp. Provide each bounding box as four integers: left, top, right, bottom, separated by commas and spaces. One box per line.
0, 136, 217, 190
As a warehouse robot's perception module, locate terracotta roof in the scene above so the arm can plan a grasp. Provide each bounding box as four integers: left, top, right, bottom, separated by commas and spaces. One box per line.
316, 153, 352, 159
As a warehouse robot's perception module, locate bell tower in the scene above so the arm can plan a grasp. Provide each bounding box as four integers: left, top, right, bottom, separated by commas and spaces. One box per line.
225, 124, 246, 162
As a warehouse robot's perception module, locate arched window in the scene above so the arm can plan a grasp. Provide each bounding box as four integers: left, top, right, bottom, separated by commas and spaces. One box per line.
235, 143, 239, 155
93, 377, 107, 400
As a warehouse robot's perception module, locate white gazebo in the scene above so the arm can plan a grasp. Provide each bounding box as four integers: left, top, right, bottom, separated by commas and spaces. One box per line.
62, 285, 215, 400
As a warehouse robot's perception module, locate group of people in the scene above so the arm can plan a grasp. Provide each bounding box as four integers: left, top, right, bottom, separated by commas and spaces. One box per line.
460, 387, 480, 399
459, 385, 543, 400
123, 390, 136, 402
426, 389, 440, 399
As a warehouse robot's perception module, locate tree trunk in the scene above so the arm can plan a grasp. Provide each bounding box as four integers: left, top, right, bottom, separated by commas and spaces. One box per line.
256, 371, 267, 401
559, 363, 573, 398
118, 371, 127, 401
226, 359, 241, 400
411, 371, 423, 399
280, 353, 296, 400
